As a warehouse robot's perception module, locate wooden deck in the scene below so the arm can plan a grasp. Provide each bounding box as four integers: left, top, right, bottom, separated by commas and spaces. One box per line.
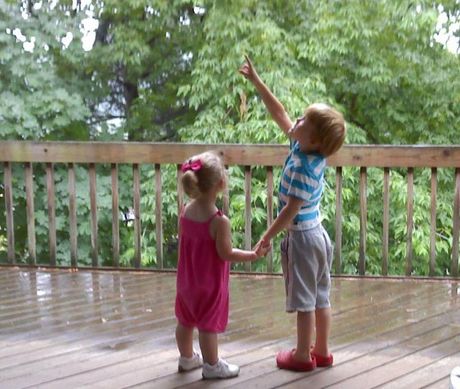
0, 268, 459, 388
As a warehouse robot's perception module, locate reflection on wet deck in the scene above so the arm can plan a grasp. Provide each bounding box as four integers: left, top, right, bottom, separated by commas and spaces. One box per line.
0, 268, 459, 388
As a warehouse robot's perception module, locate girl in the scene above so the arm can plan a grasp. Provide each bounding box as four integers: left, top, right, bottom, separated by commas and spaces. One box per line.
175, 151, 269, 379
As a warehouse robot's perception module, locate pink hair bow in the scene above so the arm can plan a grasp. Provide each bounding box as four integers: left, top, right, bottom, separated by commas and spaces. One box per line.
181, 159, 202, 173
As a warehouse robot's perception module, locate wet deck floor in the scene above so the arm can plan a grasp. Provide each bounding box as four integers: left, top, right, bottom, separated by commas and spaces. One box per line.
0, 268, 459, 388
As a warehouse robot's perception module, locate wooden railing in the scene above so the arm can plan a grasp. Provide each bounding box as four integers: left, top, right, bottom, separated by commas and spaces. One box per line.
1, 141, 459, 277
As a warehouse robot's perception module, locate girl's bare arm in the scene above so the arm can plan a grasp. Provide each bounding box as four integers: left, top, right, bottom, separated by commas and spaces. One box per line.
214, 215, 268, 262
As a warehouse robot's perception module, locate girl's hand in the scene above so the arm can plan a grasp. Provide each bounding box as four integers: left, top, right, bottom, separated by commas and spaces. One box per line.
254, 238, 271, 257
239, 55, 259, 82
257, 243, 271, 257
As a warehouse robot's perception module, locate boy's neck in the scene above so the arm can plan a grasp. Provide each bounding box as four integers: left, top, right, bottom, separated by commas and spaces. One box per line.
297, 141, 321, 155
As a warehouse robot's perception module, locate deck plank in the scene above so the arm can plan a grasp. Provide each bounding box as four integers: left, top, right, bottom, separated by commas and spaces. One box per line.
378, 351, 460, 389
0, 269, 459, 389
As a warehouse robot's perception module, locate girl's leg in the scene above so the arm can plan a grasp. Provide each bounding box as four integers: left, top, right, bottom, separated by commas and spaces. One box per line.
176, 323, 194, 358
294, 310, 315, 361
313, 307, 331, 356
198, 330, 218, 365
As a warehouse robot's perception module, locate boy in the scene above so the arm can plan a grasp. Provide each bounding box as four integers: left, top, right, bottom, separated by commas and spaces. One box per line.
239, 55, 346, 371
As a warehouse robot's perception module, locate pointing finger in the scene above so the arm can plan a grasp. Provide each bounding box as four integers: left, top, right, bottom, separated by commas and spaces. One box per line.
244, 54, 253, 66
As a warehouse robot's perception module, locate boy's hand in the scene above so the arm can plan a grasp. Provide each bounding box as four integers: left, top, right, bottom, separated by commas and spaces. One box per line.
239, 55, 259, 82
254, 238, 271, 257
257, 243, 271, 257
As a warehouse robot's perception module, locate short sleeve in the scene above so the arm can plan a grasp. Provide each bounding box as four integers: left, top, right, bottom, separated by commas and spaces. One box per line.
285, 166, 317, 202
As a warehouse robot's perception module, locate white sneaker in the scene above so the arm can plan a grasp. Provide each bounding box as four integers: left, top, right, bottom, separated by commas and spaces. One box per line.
450, 366, 460, 389
178, 351, 203, 372
202, 358, 240, 379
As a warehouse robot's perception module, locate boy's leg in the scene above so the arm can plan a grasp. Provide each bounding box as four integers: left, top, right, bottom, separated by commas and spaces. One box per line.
312, 225, 333, 360
313, 307, 331, 357
294, 310, 315, 362
198, 330, 218, 365
176, 323, 194, 358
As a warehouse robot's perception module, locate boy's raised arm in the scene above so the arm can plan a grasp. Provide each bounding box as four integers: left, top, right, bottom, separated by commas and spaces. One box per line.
239, 55, 293, 135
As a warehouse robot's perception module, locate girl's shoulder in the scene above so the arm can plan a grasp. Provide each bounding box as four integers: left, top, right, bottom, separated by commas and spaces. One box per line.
211, 210, 228, 225
209, 210, 229, 240
182, 203, 225, 225
181, 202, 213, 221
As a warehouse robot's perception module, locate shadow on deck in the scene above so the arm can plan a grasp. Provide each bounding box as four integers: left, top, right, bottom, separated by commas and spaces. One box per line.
0, 268, 459, 388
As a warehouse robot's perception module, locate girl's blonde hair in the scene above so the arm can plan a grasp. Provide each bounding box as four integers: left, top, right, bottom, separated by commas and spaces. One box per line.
306, 103, 346, 157
181, 151, 226, 198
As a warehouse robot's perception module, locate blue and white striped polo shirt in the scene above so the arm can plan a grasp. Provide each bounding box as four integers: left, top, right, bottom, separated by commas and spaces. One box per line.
278, 140, 326, 231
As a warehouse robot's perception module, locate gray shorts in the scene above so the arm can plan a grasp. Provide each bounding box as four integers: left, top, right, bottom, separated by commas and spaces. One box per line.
280, 224, 333, 312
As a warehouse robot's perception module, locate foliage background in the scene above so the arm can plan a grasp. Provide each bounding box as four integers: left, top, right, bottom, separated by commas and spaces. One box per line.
0, 0, 459, 275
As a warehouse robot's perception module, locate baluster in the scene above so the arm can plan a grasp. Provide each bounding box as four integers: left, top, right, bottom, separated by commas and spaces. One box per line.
46, 163, 56, 266
429, 168, 437, 276
133, 164, 141, 269
244, 166, 252, 272
266, 166, 274, 273
25, 162, 36, 265
382, 167, 390, 276
177, 165, 183, 231
223, 166, 230, 216
452, 168, 460, 277
155, 164, 163, 269
405, 167, 414, 276
111, 163, 120, 267
4, 162, 15, 264
89, 163, 98, 267
359, 167, 367, 275
334, 166, 343, 274
68, 163, 77, 267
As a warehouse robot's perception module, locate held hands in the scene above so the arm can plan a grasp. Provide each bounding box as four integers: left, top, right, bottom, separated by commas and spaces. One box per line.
239, 55, 259, 83
253, 237, 271, 258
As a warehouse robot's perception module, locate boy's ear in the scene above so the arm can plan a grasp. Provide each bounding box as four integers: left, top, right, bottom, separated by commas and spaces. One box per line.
308, 128, 320, 144
310, 132, 323, 152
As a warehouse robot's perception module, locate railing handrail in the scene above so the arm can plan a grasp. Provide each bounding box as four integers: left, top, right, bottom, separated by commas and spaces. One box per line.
1, 141, 459, 277
1, 141, 460, 167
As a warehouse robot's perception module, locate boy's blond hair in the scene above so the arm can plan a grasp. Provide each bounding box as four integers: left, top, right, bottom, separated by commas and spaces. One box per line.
181, 151, 226, 199
306, 103, 346, 157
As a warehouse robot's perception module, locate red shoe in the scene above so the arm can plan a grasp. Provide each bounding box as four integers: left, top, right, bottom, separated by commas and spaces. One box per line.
276, 349, 316, 372
311, 351, 333, 367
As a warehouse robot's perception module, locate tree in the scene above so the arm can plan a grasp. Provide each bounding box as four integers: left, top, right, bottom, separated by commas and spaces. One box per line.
178, 0, 460, 275
1, 0, 459, 275
0, 0, 90, 140
0, 0, 209, 266
179, 0, 459, 145
78, 0, 207, 141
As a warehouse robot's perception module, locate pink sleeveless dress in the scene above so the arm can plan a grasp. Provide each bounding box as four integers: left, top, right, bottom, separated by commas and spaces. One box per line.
175, 210, 230, 333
